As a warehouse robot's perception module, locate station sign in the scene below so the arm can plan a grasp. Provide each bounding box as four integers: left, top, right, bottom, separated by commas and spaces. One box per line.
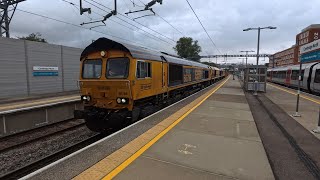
32, 66, 59, 76
33, 66, 59, 71
301, 50, 320, 63
33, 72, 59, 76
300, 39, 320, 54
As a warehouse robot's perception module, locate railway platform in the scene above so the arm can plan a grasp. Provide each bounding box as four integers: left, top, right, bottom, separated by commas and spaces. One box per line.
266, 83, 320, 139
22, 76, 274, 180
101, 76, 274, 180
0, 93, 79, 112
0, 93, 81, 137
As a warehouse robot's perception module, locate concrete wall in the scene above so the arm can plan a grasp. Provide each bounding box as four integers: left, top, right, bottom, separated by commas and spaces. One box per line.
0, 37, 83, 99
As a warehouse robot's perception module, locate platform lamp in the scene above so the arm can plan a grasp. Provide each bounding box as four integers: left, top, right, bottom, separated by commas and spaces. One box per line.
243, 26, 277, 95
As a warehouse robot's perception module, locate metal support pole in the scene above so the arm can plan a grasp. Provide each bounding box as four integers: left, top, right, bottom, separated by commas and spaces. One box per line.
312, 107, 320, 133
79, 0, 83, 14
233, 68, 235, 80
4, 9, 9, 37
114, 0, 117, 15
292, 58, 302, 117
245, 51, 248, 68
254, 28, 261, 96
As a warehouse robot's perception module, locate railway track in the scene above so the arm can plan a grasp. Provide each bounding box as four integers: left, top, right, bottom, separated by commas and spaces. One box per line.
0, 133, 106, 180
0, 119, 100, 179
0, 118, 85, 153
245, 82, 320, 180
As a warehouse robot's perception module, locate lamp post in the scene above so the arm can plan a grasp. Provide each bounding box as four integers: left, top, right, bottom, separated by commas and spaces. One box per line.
243, 26, 276, 95
240, 50, 255, 68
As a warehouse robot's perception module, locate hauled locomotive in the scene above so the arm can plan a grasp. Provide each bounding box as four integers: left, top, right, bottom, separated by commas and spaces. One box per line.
75, 38, 225, 132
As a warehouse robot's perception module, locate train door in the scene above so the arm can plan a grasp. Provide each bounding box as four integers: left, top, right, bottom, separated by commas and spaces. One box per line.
310, 66, 320, 93
162, 61, 168, 90
285, 69, 291, 86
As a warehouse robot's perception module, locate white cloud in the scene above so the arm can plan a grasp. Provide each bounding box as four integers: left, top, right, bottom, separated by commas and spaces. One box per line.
7, 0, 320, 64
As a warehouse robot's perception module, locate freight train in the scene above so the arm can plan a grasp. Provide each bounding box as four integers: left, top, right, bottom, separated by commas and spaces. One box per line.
75, 38, 226, 132
267, 62, 320, 93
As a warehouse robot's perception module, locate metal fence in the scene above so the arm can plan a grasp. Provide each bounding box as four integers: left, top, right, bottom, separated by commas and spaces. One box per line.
0, 37, 83, 99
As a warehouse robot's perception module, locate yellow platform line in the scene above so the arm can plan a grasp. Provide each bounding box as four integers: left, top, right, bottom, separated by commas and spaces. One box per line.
267, 83, 320, 105
103, 76, 229, 179
0, 95, 80, 111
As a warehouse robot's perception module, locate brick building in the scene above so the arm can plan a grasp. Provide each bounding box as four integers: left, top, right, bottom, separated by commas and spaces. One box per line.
271, 24, 320, 68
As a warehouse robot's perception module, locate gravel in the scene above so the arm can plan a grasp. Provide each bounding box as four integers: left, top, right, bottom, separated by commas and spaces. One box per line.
0, 125, 96, 175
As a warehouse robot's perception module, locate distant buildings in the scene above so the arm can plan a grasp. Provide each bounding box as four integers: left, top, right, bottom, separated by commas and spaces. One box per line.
269, 24, 320, 68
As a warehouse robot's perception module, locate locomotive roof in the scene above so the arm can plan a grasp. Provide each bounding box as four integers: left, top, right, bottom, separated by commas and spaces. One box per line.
81, 38, 210, 69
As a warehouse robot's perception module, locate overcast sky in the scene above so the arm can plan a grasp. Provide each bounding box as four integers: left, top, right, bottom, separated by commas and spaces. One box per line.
9, 0, 320, 64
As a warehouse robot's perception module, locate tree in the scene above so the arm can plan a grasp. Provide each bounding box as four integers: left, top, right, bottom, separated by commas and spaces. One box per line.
173, 37, 201, 62
18, 32, 47, 43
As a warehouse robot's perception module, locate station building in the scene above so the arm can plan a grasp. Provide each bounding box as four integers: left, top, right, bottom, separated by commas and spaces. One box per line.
269, 24, 320, 68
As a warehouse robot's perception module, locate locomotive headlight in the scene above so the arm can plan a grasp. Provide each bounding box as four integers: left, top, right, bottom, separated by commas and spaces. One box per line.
116, 98, 122, 104
116, 97, 128, 104
100, 51, 106, 57
121, 98, 126, 103
81, 95, 91, 102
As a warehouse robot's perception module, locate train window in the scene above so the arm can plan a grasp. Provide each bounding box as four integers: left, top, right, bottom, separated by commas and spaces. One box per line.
82, 59, 102, 79
315, 69, 320, 83
191, 68, 195, 81
203, 70, 209, 79
136, 61, 152, 78
183, 68, 192, 82
291, 70, 299, 80
169, 64, 183, 86
106, 58, 129, 79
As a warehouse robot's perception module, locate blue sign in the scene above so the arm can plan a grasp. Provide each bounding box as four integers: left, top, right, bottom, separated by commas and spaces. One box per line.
301, 50, 320, 63
33, 72, 59, 76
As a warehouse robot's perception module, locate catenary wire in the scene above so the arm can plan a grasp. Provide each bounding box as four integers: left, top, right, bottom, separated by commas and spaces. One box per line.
83, 0, 175, 45
61, 0, 173, 46
15, 8, 154, 48
185, 0, 221, 55
87, 0, 175, 43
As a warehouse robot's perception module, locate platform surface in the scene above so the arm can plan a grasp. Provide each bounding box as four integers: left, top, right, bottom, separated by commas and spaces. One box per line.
0, 93, 79, 112
266, 83, 320, 139
75, 77, 274, 180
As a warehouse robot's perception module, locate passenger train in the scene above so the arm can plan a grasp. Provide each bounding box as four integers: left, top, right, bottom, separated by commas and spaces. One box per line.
75, 38, 226, 132
267, 62, 320, 93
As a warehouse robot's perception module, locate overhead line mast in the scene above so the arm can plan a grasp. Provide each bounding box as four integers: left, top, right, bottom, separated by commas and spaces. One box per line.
0, 0, 25, 37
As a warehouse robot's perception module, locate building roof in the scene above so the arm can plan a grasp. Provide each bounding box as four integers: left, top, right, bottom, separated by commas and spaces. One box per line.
301, 24, 320, 32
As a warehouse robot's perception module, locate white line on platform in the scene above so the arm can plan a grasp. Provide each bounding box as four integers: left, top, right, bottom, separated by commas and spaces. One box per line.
20, 81, 221, 180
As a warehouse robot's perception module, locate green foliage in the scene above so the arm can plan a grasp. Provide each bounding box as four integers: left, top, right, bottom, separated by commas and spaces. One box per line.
19, 32, 47, 43
173, 37, 201, 62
